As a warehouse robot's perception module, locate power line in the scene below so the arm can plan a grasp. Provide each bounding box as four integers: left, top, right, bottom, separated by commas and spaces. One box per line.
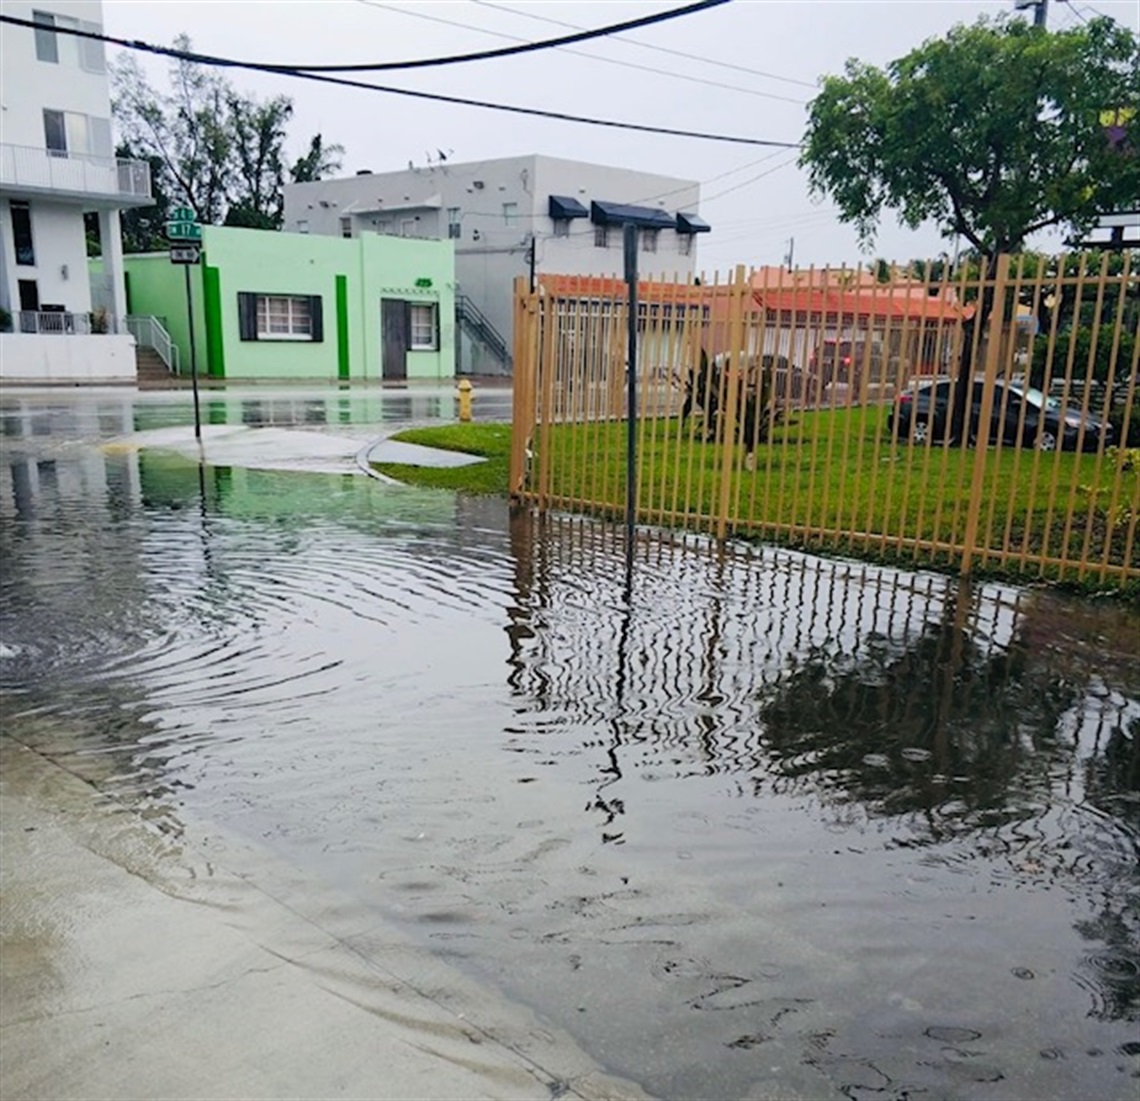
358, 0, 806, 105
289, 0, 734, 72
0, 14, 801, 148
471, 0, 818, 91
701, 154, 800, 202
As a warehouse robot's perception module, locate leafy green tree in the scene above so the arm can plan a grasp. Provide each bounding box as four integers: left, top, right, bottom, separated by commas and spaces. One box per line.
801, 15, 1139, 439
112, 36, 345, 231
290, 134, 345, 185
802, 16, 1138, 262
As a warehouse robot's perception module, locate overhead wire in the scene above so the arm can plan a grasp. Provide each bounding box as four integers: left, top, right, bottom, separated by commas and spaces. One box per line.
470, 0, 817, 90
357, 0, 807, 105
0, 14, 801, 148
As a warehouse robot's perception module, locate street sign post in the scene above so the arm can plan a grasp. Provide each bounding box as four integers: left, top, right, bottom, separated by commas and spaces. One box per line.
166, 206, 203, 441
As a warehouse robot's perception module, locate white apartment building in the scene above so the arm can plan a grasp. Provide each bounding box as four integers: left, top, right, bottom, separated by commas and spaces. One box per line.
283, 155, 709, 375
0, 0, 152, 381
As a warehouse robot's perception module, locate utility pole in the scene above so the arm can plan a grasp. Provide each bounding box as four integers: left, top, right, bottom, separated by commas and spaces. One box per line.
1014, 0, 1047, 27
784, 237, 795, 271
528, 234, 536, 293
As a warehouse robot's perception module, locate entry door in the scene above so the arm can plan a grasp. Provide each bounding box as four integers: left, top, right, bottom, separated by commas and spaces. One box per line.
380, 299, 409, 380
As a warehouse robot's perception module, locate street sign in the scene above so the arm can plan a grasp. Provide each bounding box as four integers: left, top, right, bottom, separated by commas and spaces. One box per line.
169, 245, 201, 265
166, 220, 202, 242
169, 205, 197, 223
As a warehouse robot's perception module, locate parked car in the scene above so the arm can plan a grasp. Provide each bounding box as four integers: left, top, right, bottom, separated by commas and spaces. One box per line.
888, 377, 1114, 452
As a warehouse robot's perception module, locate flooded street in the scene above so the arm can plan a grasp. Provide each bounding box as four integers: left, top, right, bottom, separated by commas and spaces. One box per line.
2, 388, 1139, 1100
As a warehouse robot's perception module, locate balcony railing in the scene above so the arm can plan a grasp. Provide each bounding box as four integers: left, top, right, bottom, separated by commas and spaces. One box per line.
17, 311, 123, 335
0, 144, 152, 201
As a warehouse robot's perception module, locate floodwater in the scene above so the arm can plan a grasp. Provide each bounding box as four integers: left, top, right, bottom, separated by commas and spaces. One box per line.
2, 388, 1139, 1101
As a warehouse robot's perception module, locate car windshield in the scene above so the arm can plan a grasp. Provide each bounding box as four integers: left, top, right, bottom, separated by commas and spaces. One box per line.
1014, 386, 1061, 410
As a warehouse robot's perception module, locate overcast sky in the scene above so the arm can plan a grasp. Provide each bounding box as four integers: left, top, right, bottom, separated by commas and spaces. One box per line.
102, 0, 1139, 271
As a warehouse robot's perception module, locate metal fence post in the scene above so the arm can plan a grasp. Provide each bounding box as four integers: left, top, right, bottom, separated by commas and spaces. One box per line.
960, 254, 1011, 576
715, 265, 750, 541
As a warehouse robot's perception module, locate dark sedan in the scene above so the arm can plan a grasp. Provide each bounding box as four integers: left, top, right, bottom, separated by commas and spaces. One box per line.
888, 378, 1114, 452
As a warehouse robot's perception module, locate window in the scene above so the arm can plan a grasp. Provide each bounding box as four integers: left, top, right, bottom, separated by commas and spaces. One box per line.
553, 219, 570, 239
42, 109, 111, 158
594, 224, 610, 249
401, 218, 416, 238
297, 220, 310, 234
33, 11, 104, 71
237, 293, 324, 342
340, 216, 352, 238
10, 202, 35, 266
678, 234, 693, 257
409, 303, 438, 350
502, 202, 518, 226
640, 228, 659, 254
447, 208, 461, 239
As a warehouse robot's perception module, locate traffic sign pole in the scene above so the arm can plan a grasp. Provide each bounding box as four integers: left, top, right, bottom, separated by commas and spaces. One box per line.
166, 206, 203, 443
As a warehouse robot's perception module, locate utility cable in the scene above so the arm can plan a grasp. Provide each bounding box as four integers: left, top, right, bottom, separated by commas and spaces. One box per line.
470, 0, 818, 90
359, 0, 805, 105
0, 14, 801, 148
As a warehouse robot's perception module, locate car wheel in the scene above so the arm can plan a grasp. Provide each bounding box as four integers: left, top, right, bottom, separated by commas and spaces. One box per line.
1036, 429, 1058, 452
910, 419, 930, 446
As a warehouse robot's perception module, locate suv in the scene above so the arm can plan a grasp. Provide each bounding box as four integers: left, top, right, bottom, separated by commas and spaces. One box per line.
888, 378, 1114, 452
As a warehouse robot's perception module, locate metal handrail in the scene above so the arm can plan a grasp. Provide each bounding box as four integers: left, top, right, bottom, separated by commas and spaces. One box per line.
125, 315, 180, 373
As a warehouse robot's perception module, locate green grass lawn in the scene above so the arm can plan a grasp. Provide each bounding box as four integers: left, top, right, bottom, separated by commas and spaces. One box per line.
375, 412, 1138, 583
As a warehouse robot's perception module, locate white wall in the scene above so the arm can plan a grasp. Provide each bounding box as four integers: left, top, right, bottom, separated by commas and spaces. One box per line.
0, 333, 136, 381
0, 1, 112, 150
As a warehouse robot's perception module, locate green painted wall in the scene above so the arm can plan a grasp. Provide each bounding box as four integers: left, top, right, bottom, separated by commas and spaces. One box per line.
114, 254, 208, 377
122, 227, 456, 382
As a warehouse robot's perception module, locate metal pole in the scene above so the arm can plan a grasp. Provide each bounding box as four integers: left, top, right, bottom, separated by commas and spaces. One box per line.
184, 263, 202, 442
528, 234, 537, 293
623, 223, 638, 554
1034, 0, 1047, 27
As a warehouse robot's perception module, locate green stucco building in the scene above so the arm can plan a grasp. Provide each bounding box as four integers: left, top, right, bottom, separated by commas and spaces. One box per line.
122, 226, 455, 382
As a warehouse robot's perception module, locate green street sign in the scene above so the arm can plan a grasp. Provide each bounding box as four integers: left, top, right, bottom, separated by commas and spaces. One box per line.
166, 221, 202, 242
169, 205, 198, 223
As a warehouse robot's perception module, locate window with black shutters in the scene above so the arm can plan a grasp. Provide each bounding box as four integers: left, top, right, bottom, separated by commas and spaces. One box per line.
237, 293, 323, 342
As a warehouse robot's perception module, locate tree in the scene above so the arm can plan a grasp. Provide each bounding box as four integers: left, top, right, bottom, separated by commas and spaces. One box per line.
801, 15, 1139, 439
290, 134, 345, 185
802, 16, 1139, 262
112, 36, 345, 234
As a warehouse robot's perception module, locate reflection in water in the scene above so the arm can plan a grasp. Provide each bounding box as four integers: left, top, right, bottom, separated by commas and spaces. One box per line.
2, 396, 1139, 1101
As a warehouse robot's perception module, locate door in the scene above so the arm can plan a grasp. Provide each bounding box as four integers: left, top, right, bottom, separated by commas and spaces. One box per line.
380, 299, 409, 380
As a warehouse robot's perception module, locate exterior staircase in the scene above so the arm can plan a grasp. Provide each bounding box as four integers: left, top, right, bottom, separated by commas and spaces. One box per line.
134, 347, 181, 388
456, 294, 511, 375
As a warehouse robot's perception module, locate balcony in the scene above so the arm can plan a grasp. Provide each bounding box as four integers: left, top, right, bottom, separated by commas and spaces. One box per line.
17, 310, 122, 335
0, 144, 152, 205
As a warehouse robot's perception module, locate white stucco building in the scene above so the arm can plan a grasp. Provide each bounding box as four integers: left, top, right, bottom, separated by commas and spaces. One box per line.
0, 0, 152, 381
283, 155, 709, 375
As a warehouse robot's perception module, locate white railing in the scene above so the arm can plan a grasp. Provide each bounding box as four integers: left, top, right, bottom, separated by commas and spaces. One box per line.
0, 144, 152, 200
125, 315, 180, 373
18, 310, 122, 335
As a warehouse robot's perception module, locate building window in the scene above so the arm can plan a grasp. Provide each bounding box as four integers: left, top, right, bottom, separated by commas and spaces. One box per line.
594, 224, 610, 249
10, 202, 35, 266
237, 293, 324, 342
340, 216, 352, 238
553, 219, 570, 238
502, 202, 518, 226
409, 303, 438, 350
42, 109, 112, 158
297, 220, 310, 234
33, 11, 104, 71
401, 218, 417, 238
640, 228, 659, 254
447, 207, 461, 239
678, 234, 693, 256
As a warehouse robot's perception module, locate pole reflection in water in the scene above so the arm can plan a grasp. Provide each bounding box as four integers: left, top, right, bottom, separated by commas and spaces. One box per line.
2, 412, 1138, 1101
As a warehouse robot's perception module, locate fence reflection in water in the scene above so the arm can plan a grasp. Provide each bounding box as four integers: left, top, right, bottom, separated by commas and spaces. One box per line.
511, 254, 1139, 586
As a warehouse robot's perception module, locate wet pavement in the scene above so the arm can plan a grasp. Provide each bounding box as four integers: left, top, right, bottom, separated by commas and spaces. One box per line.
2, 386, 1139, 1100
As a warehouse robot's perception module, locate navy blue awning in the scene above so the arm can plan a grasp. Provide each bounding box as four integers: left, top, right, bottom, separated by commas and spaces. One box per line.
548, 195, 589, 220
676, 212, 711, 234
590, 200, 675, 230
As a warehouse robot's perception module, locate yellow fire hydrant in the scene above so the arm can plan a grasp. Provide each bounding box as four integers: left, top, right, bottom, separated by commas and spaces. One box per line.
457, 378, 473, 423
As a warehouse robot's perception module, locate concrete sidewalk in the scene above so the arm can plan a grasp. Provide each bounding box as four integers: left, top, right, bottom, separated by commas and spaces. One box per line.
0, 741, 648, 1101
